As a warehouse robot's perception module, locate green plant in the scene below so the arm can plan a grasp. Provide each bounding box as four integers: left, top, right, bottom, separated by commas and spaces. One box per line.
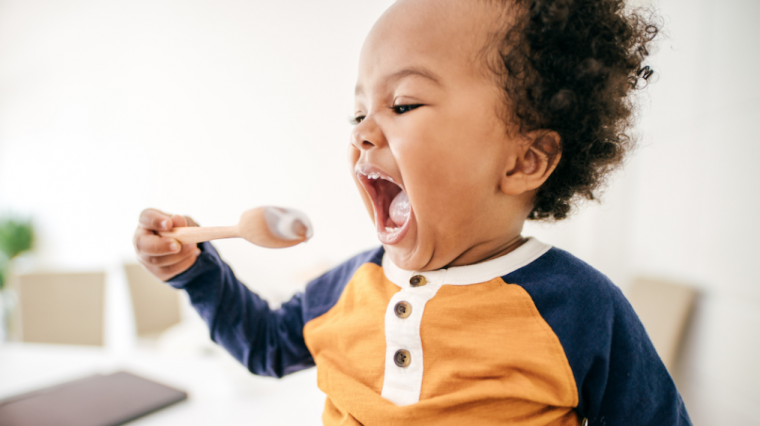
0, 256, 6, 290
0, 217, 34, 291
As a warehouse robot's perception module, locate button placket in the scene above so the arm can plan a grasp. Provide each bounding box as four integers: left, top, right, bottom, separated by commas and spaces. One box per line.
381, 271, 445, 406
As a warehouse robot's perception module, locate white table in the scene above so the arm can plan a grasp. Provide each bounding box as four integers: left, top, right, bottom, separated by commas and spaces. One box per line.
0, 342, 325, 425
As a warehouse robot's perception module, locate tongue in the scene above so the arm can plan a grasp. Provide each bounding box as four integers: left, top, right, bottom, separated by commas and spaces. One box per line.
389, 190, 410, 227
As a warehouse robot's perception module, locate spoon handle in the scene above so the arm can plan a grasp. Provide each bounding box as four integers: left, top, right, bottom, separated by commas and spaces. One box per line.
159, 226, 239, 245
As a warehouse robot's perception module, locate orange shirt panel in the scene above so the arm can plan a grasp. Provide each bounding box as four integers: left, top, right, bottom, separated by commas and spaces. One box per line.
420, 278, 578, 408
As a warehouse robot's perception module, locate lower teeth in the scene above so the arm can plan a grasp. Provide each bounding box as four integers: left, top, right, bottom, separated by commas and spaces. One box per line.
385, 226, 400, 233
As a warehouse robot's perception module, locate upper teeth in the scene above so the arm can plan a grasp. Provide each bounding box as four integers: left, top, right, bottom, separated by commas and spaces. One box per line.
358, 171, 394, 182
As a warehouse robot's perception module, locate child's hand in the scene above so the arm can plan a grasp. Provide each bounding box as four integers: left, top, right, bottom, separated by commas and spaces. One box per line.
133, 208, 202, 281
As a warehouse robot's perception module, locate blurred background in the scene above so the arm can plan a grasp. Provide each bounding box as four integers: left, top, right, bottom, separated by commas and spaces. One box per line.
0, 0, 757, 424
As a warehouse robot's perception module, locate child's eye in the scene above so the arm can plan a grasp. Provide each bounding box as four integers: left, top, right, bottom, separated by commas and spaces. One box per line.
391, 104, 422, 115
348, 115, 365, 125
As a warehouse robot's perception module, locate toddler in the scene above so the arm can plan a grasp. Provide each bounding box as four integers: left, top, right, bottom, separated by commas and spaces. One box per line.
133, 0, 691, 424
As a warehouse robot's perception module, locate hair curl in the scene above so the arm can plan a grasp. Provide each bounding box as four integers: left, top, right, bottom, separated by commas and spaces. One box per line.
488, 0, 659, 220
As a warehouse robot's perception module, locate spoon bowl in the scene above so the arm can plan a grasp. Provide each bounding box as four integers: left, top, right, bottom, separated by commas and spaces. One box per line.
159, 206, 313, 248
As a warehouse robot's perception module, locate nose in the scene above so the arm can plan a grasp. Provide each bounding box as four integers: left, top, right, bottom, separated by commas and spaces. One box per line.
350, 115, 384, 151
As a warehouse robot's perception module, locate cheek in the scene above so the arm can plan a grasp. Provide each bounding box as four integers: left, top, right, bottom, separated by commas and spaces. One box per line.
398, 117, 498, 186
394, 117, 504, 230
397, 139, 490, 225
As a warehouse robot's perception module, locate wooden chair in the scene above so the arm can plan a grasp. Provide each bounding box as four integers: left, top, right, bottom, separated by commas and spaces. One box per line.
626, 277, 697, 372
123, 264, 181, 338
16, 272, 105, 346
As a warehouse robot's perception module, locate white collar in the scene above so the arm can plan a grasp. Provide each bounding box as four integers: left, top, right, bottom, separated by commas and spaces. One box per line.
382, 237, 552, 288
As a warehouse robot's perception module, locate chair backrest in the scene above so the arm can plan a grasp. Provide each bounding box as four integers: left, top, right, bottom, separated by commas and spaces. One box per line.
123, 264, 181, 337
17, 272, 105, 346
626, 277, 697, 372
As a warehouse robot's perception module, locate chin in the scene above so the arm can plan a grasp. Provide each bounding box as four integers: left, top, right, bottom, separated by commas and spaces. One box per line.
384, 245, 422, 271
382, 230, 437, 272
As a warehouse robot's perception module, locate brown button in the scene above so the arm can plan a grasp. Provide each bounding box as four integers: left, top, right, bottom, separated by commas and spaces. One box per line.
394, 349, 411, 367
409, 275, 427, 287
394, 301, 412, 319
581, 418, 588, 426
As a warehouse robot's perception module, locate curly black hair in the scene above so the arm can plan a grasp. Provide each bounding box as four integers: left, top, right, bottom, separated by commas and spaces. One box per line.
487, 0, 659, 220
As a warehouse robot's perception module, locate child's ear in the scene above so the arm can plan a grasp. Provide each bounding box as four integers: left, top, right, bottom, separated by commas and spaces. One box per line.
499, 130, 562, 196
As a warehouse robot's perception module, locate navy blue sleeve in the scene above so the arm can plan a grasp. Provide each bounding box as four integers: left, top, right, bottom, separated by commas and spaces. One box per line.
505, 248, 692, 426
167, 242, 384, 379
167, 242, 311, 378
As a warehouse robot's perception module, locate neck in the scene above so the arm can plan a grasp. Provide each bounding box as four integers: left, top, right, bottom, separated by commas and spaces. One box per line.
445, 232, 527, 268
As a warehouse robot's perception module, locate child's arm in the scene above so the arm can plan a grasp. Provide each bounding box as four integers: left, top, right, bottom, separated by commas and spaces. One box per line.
133, 208, 313, 377
583, 290, 692, 425
167, 241, 313, 377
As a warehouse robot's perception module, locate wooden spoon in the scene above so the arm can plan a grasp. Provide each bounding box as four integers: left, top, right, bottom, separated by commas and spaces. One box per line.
158, 206, 313, 249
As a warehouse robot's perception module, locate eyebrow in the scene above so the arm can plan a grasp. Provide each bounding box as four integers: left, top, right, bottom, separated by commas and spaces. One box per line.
355, 67, 443, 96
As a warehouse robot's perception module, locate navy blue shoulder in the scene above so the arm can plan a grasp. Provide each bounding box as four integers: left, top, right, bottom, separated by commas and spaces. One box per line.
502, 247, 623, 410
302, 246, 384, 324
503, 247, 691, 425
503, 247, 624, 358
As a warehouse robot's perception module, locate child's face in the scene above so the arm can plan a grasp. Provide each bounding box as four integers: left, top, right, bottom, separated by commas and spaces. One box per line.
350, 0, 532, 271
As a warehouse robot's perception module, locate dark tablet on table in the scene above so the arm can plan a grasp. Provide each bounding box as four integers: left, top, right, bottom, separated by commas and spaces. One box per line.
0, 371, 187, 426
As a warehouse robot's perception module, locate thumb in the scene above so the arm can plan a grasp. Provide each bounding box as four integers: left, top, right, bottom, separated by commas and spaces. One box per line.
170, 214, 189, 228
170, 214, 198, 228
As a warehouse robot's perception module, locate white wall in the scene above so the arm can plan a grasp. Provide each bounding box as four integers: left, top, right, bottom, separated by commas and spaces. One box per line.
1, 0, 758, 424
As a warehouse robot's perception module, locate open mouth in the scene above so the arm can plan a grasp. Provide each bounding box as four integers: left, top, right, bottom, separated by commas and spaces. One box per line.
355, 165, 413, 245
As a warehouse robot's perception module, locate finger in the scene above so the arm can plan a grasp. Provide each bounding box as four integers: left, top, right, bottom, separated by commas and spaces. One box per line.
135, 233, 182, 256
139, 244, 199, 267
158, 250, 202, 280
139, 208, 174, 231
133, 225, 152, 247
